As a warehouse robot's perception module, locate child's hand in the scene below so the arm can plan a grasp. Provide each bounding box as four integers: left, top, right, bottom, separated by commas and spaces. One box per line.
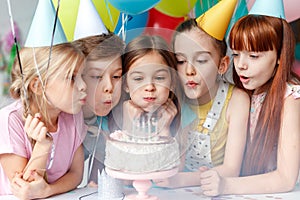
122, 100, 144, 131
153, 174, 181, 188
200, 169, 224, 196
24, 113, 50, 145
11, 171, 50, 200
157, 98, 177, 136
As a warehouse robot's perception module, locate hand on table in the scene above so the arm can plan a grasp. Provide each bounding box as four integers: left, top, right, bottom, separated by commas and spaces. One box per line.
199, 166, 225, 196
11, 171, 50, 200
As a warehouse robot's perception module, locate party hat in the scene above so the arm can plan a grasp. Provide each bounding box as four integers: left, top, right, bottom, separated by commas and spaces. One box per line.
249, 0, 285, 19
196, 0, 238, 40
98, 169, 124, 199
73, 0, 108, 40
25, 0, 66, 47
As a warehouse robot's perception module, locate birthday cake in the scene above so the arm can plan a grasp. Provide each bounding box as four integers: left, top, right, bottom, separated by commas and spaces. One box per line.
104, 130, 180, 173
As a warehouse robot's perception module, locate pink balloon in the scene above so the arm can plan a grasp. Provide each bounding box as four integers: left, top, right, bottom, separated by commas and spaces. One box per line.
247, 0, 300, 22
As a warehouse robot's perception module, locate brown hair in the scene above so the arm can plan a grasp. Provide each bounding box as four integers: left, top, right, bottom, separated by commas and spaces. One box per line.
229, 15, 299, 175
123, 35, 181, 136
72, 32, 125, 62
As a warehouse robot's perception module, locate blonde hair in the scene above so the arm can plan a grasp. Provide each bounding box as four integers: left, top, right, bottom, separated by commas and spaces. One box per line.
10, 42, 85, 125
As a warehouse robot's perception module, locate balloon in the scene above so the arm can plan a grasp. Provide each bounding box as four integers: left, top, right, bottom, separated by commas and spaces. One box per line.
144, 8, 185, 43
115, 11, 149, 43
296, 43, 300, 60
247, 0, 300, 22
52, 0, 80, 41
107, 0, 160, 15
92, 0, 120, 32
155, 0, 197, 17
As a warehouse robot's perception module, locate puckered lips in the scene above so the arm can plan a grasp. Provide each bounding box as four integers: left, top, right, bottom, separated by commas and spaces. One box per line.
186, 80, 199, 89
143, 96, 156, 102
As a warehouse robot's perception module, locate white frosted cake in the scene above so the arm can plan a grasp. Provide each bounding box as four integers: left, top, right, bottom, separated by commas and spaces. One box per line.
104, 130, 180, 173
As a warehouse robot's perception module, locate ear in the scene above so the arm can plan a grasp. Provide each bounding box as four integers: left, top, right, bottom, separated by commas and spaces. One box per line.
218, 56, 230, 75
124, 85, 129, 93
29, 77, 43, 95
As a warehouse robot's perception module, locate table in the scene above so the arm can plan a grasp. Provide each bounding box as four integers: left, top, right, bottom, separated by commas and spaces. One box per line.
2, 184, 300, 200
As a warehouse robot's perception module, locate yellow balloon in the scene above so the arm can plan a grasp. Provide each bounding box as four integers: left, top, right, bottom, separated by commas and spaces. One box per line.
92, 0, 120, 32
155, 0, 197, 17
52, 0, 80, 41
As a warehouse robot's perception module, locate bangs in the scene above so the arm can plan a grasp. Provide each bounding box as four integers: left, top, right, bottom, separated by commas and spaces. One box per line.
229, 15, 279, 52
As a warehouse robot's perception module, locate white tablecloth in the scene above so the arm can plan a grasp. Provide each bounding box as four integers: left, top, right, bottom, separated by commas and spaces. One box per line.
2, 184, 300, 200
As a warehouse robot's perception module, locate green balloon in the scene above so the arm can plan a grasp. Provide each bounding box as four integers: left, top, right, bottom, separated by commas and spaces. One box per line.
155, 0, 197, 17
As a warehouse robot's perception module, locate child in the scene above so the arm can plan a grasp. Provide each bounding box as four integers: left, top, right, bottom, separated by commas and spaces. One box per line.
199, 3, 300, 196
0, 43, 87, 199
122, 35, 180, 138
154, 0, 249, 189
72, 32, 125, 185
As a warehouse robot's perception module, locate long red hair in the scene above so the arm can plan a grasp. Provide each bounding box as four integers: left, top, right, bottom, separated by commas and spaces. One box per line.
229, 15, 299, 175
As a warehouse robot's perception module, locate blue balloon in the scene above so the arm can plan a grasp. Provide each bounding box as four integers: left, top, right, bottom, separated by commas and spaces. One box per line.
108, 0, 160, 15
115, 11, 149, 43
296, 43, 300, 60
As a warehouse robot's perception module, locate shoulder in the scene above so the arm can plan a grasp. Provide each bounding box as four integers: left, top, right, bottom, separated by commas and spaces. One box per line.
229, 86, 250, 105
226, 86, 250, 119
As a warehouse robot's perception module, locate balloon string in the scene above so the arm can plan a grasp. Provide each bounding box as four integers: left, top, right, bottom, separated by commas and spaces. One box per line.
6, 0, 23, 76
6, 0, 29, 108
117, 13, 129, 41
46, 0, 61, 78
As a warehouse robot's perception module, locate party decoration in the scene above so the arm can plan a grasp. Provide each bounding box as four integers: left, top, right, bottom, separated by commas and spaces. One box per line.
155, 0, 197, 17
73, 0, 108, 40
25, 0, 66, 47
249, 0, 285, 19
247, 0, 300, 22
196, 0, 237, 41
145, 8, 185, 43
52, 0, 80, 41
195, 0, 219, 17
114, 11, 149, 43
107, 0, 160, 15
226, 0, 248, 38
92, 0, 120, 32
98, 169, 124, 199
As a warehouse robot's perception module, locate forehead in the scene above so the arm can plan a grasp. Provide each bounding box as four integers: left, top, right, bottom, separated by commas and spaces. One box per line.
86, 57, 122, 72
129, 52, 168, 69
174, 29, 218, 55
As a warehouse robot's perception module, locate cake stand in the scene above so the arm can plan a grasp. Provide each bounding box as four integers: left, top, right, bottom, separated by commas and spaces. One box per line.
106, 167, 179, 200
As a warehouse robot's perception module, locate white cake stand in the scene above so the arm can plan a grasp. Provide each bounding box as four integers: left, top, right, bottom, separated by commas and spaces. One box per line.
106, 167, 178, 200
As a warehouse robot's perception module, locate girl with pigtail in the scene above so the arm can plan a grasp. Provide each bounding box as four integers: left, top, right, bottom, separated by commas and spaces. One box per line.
0, 43, 88, 199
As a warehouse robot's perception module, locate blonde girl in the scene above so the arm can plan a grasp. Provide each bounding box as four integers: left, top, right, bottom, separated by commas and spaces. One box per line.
0, 43, 87, 199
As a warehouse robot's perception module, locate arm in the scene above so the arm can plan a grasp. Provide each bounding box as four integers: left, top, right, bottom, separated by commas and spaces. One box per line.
203, 95, 300, 196
157, 88, 250, 189
0, 113, 52, 182
23, 113, 53, 180
212, 87, 249, 176
223, 95, 300, 194
45, 144, 85, 196
10, 145, 85, 199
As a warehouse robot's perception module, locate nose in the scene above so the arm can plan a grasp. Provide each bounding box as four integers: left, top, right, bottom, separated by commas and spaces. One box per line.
77, 76, 86, 92
144, 82, 156, 92
103, 76, 113, 93
235, 55, 248, 70
186, 62, 196, 76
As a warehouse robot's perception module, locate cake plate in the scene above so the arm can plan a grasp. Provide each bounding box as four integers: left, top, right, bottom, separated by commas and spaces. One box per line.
106, 167, 179, 200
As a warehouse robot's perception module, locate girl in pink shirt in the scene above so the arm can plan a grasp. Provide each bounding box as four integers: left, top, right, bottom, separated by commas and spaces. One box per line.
0, 43, 87, 199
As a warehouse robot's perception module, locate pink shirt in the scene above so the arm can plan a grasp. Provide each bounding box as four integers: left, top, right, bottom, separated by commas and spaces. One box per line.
0, 100, 87, 195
